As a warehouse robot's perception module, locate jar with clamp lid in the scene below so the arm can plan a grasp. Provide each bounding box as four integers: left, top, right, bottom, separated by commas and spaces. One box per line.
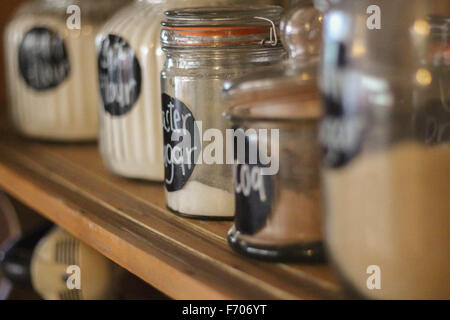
160, 6, 286, 218
224, 0, 324, 261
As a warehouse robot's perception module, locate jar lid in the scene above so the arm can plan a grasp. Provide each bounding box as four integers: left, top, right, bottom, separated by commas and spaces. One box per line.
223, 2, 323, 123
161, 6, 284, 48
223, 59, 322, 122
427, 15, 450, 64
428, 15, 450, 35
280, 0, 322, 59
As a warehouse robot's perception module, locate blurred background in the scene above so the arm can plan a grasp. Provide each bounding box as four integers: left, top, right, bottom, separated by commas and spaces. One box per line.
0, 0, 447, 301
0, 1, 27, 111
0, 0, 289, 113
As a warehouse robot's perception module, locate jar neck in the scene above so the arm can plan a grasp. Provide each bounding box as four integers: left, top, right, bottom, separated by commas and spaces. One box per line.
41, 0, 74, 6
42, 0, 120, 4
30, 0, 127, 25
164, 47, 285, 69
135, 0, 195, 3
135, 0, 164, 3
40, 0, 127, 9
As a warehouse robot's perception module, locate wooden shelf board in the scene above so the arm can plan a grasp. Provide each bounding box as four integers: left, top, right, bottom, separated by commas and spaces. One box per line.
0, 123, 340, 300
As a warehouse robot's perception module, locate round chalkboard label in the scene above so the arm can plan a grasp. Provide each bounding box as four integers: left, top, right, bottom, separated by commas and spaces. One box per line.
234, 163, 274, 235
162, 93, 201, 192
18, 27, 70, 91
319, 95, 366, 169
233, 133, 274, 235
98, 34, 141, 116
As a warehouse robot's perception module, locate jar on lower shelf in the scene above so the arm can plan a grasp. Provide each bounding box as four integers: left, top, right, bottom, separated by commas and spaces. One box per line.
4, 0, 129, 141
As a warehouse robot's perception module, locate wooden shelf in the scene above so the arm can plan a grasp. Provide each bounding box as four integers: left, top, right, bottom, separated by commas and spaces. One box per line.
0, 121, 340, 300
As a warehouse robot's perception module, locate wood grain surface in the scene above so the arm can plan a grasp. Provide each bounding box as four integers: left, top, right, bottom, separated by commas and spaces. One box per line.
0, 121, 340, 300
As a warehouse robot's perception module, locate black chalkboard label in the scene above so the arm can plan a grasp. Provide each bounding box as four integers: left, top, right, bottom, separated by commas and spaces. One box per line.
319, 95, 366, 168
18, 27, 70, 91
98, 34, 141, 116
413, 98, 450, 145
233, 132, 274, 235
162, 93, 201, 192
234, 163, 274, 235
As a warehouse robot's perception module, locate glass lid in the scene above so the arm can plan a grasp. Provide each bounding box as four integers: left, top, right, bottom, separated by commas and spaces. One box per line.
162, 6, 283, 27
161, 6, 284, 48
223, 59, 318, 100
223, 1, 323, 122
223, 60, 321, 123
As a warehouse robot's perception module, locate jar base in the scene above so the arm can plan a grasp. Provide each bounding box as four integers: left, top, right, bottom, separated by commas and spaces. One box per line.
164, 181, 235, 218
16, 128, 97, 142
228, 228, 325, 263
102, 158, 164, 182
327, 259, 368, 300
166, 205, 234, 221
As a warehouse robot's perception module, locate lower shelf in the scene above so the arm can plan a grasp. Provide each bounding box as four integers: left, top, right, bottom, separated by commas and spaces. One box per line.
0, 122, 340, 299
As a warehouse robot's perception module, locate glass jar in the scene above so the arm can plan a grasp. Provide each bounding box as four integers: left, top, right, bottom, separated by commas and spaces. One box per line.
160, 7, 286, 218
4, 0, 129, 141
96, 1, 282, 181
225, 1, 324, 262
318, 0, 450, 299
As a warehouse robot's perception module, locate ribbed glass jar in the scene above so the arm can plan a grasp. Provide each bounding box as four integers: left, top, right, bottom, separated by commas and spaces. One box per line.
96, 0, 280, 181
4, 0, 129, 141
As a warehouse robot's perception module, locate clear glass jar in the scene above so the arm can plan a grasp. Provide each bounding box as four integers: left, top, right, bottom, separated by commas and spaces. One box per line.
96, 0, 282, 181
4, 0, 129, 141
225, 68, 323, 262
161, 7, 286, 218
225, 1, 324, 262
318, 0, 450, 299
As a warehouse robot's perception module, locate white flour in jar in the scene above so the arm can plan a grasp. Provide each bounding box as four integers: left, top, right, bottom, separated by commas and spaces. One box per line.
5, 20, 97, 140
324, 142, 450, 299
165, 181, 235, 217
